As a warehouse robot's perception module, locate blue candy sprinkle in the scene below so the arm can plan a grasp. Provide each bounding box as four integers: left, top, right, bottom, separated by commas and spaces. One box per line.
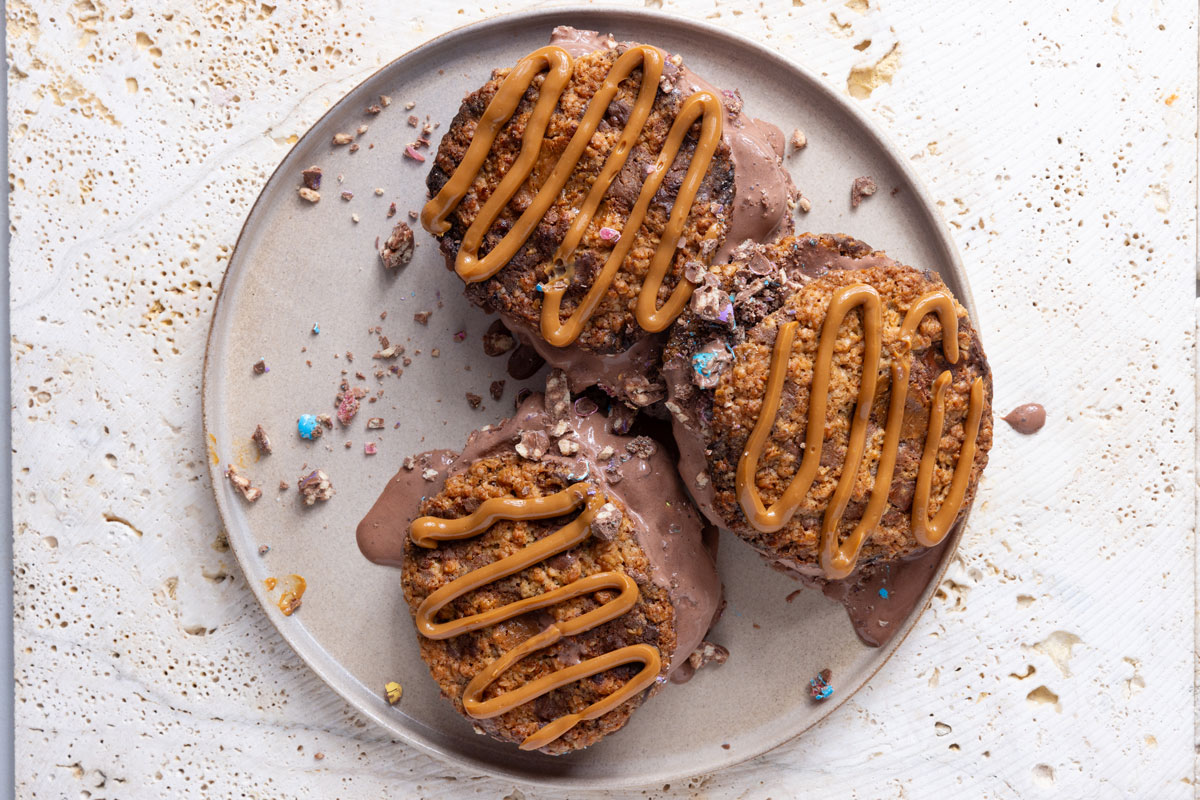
297, 414, 319, 440
535, 283, 545, 293
878, 588, 889, 599
692, 351, 718, 377
312, 323, 320, 334
809, 674, 834, 701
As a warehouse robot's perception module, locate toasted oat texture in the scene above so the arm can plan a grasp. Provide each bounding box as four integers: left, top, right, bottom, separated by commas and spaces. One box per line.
400, 454, 677, 755
666, 255, 993, 572
425, 46, 735, 355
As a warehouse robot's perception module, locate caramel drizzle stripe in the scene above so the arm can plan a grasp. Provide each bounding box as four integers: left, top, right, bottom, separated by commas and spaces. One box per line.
735, 285, 986, 580
420, 44, 723, 346
409, 481, 662, 751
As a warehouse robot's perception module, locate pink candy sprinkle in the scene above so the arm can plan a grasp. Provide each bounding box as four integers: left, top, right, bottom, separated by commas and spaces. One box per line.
404, 145, 426, 162
453, 330, 467, 342
364, 442, 377, 455
598, 226, 620, 242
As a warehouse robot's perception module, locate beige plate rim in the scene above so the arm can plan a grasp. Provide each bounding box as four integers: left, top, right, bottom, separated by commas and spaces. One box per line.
202, 5, 975, 789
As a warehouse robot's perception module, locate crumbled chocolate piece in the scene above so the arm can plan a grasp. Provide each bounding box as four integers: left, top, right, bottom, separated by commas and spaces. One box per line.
278, 480, 289, 491
258, 544, 270, 555
690, 274, 733, 325
590, 502, 624, 541
625, 436, 658, 459
356, 124, 368, 136
430, 348, 440, 358
690, 340, 734, 390
366, 417, 384, 429
340, 190, 354, 201
687, 641, 730, 672
482, 320, 516, 356
365, 104, 382, 115
608, 403, 637, 435
549, 420, 570, 439
404, 100, 415, 110
316, 413, 333, 429
790, 128, 807, 152
379, 95, 391, 107
421, 467, 438, 481
301, 165, 323, 190
683, 260, 707, 284
332, 132, 353, 145
851, 175, 878, 208
489, 380, 505, 401
252, 359, 268, 375
386, 201, 397, 218
402, 455, 416, 470
297, 469, 333, 505
297, 187, 320, 203
225, 465, 262, 503
251, 424, 272, 455
514, 430, 549, 461
622, 374, 665, 407
407, 114, 419, 127
379, 222, 415, 270
506, 344, 545, 380
413, 310, 431, 325
545, 369, 571, 424
557, 438, 579, 456
373, 342, 404, 359
466, 392, 482, 409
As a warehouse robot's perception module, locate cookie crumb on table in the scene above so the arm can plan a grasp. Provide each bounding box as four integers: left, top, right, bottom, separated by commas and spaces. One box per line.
850, 175, 877, 208
379, 222, 415, 270
297, 469, 333, 505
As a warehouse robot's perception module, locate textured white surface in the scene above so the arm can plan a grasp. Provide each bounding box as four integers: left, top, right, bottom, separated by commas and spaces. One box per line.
9, 0, 1196, 797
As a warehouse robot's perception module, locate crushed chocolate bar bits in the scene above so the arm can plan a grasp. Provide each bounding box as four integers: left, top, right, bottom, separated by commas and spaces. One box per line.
366, 103, 382, 114
251, 424, 272, 455
407, 114, 419, 127
851, 175, 878, 208
557, 438, 579, 456
590, 502, 623, 541
608, 403, 636, 435
349, 143, 360, 153
278, 480, 289, 491
386, 202, 397, 218
384, 681, 403, 705
341, 190, 354, 201
316, 413, 333, 429
225, 465, 262, 503
297, 187, 320, 203
364, 442, 377, 455
404, 100, 415, 110
482, 320, 516, 356
332, 132, 353, 145
413, 310, 431, 325
421, 467, 438, 481
489, 380, 505, 401
379, 94, 391, 107
514, 430, 549, 461
301, 165, 323, 190
430, 348, 440, 358
625, 436, 658, 459
790, 128, 808, 152
297, 469, 333, 505
252, 359, 268, 375
379, 222, 415, 270
403, 145, 426, 162
545, 369, 571, 424
336, 387, 367, 426
258, 544, 270, 555
366, 417, 384, 429
403, 455, 416, 470
466, 392, 482, 409
356, 124, 368, 136
687, 641, 730, 671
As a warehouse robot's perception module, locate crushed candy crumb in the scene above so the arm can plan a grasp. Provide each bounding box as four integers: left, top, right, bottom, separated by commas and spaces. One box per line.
297, 414, 322, 440
297, 187, 320, 203
251, 424, 272, 455
297, 469, 333, 506
809, 669, 833, 700
385, 681, 403, 704
225, 465, 262, 503
364, 442, 377, 455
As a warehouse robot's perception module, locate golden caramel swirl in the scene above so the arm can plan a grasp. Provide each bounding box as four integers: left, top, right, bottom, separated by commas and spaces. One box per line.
409, 482, 661, 751
736, 285, 985, 580
421, 44, 724, 346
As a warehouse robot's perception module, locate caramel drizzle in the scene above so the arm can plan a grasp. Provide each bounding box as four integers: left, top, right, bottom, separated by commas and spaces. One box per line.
420, 44, 724, 345
736, 285, 986, 580
410, 482, 661, 751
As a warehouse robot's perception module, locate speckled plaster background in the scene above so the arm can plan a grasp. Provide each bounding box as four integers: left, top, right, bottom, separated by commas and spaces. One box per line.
8, 0, 1197, 797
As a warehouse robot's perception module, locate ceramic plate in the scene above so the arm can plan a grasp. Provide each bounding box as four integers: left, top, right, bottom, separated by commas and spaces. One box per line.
203, 7, 976, 788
